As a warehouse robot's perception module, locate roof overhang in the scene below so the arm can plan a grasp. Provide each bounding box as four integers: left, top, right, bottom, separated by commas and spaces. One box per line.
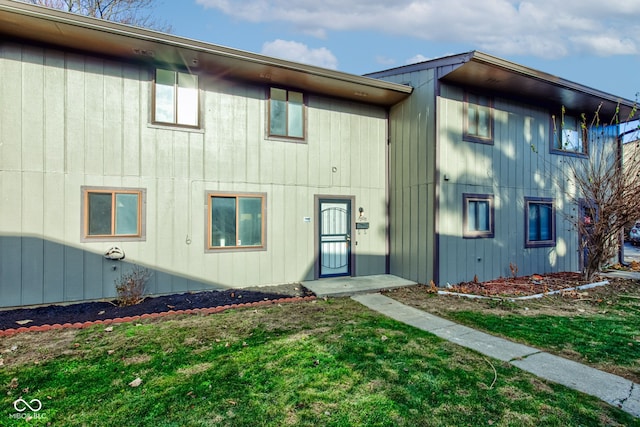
0, 0, 412, 107
369, 51, 636, 121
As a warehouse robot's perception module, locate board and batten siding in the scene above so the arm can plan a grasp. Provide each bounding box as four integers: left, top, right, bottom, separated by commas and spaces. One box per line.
380, 64, 581, 286
385, 68, 438, 285
437, 84, 579, 285
0, 42, 389, 307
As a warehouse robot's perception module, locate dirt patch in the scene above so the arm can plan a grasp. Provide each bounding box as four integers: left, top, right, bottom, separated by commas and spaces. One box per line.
383, 274, 639, 318
0, 283, 313, 330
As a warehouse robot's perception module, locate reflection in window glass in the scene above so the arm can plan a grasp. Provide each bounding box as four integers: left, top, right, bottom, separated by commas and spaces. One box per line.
177, 72, 198, 126
154, 69, 198, 126
465, 93, 492, 142
238, 197, 262, 246
526, 198, 555, 247
88, 193, 112, 236
209, 194, 265, 249
211, 197, 236, 247
269, 88, 304, 139
468, 200, 490, 232
115, 193, 139, 235
85, 189, 142, 238
559, 115, 585, 153
463, 194, 494, 238
155, 69, 175, 123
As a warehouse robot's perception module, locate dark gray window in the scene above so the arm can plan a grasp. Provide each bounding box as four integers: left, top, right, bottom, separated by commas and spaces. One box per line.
463, 193, 494, 238
464, 93, 493, 144
525, 197, 555, 247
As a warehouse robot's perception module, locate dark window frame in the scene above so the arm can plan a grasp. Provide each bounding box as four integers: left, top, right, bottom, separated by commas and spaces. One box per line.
463, 92, 494, 145
463, 193, 495, 239
267, 87, 307, 142
81, 186, 146, 242
525, 197, 556, 248
152, 68, 200, 128
550, 111, 588, 157
206, 191, 267, 252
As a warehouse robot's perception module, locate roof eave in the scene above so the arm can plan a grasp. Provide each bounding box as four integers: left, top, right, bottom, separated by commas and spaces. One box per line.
0, 0, 412, 107
369, 51, 635, 120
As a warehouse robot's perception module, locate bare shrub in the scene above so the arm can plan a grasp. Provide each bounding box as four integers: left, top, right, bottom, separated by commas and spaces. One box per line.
115, 267, 151, 306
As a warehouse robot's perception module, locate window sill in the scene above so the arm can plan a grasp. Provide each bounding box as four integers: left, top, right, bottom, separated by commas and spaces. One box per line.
148, 123, 204, 134
525, 241, 556, 248
550, 148, 588, 158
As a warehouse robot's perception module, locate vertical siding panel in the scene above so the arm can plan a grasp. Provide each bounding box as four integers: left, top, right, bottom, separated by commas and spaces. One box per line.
43, 240, 64, 303
0, 237, 22, 307
103, 61, 123, 176
270, 185, 285, 283
232, 91, 248, 183
64, 246, 84, 301
122, 66, 142, 176
65, 53, 86, 174
84, 59, 104, 175
155, 179, 174, 292
0, 173, 22, 234
155, 131, 173, 178
44, 49, 65, 173
339, 111, 351, 188
189, 132, 204, 181
1, 44, 23, 172
173, 132, 189, 179
246, 93, 261, 185
83, 251, 103, 300
22, 46, 44, 173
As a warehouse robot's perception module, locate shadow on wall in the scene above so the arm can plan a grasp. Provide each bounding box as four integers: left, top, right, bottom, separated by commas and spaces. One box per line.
0, 235, 227, 309
0, 235, 391, 309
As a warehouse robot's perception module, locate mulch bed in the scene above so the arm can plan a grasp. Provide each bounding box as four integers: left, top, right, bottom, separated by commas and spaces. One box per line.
0, 287, 315, 333
444, 272, 591, 297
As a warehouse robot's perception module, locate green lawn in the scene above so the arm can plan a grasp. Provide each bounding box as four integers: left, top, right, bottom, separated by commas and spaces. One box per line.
384, 282, 640, 384
1, 299, 637, 426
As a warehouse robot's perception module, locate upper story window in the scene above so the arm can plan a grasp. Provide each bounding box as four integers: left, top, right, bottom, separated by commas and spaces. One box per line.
525, 197, 555, 248
82, 187, 145, 241
154, 69, 199, 127
269, 87, 305, 140
464, 92, 493, 144
552, 112, 587, 155
207, 192, 266, 251
463, 193, 495, 239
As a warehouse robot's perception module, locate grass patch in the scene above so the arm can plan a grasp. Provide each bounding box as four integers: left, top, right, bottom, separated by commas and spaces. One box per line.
1, 299, 637, 426
385, 279, 640, 384
448, 312, 639, 365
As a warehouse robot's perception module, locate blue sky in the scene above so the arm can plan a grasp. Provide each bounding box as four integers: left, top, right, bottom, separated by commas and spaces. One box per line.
152, 0, 640, 107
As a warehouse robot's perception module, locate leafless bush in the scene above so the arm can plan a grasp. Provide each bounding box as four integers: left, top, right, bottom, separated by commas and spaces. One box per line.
115, 266, 150, 306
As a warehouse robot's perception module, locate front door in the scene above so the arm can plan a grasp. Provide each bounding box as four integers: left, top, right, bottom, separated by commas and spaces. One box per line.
319, 199, 352, 277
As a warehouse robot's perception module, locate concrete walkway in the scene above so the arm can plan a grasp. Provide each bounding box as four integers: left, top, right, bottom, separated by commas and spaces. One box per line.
302, 274, 416, 297
351, 293, 640, 418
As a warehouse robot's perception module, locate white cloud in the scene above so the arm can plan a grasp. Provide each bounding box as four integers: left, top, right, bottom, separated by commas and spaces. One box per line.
405, 54, 430, 65
261, 39, 338, 69
196, 0, 640, 59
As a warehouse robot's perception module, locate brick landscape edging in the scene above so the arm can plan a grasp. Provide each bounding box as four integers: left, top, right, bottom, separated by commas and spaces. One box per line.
0, 296, 316, 337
